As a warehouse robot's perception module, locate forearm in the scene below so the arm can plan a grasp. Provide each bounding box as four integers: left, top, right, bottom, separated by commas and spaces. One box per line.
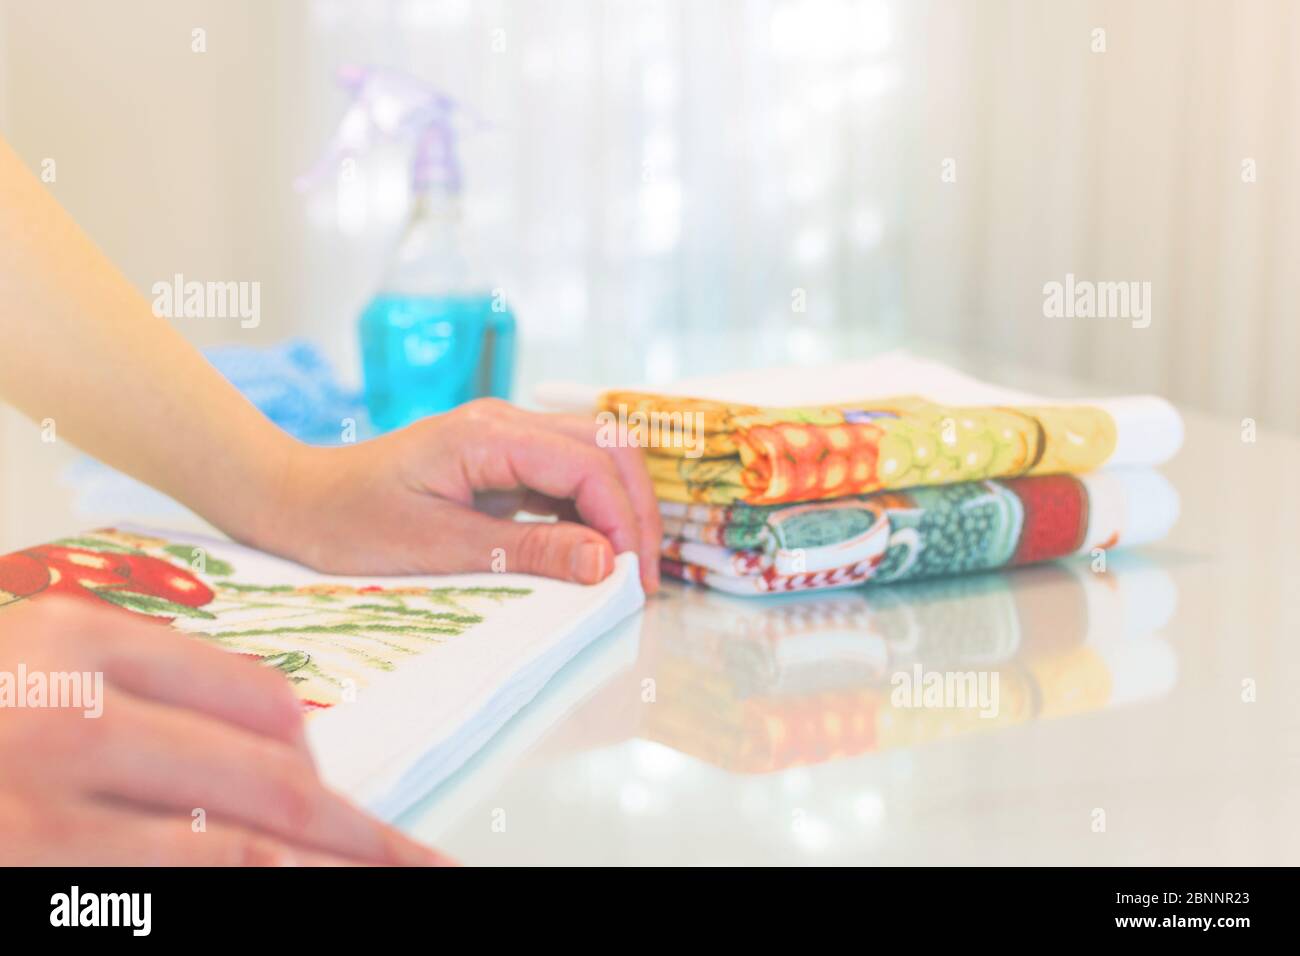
0, 136, 297, 548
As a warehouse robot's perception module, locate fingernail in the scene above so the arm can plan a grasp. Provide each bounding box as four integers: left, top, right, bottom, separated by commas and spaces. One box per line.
572, 543, 605, 583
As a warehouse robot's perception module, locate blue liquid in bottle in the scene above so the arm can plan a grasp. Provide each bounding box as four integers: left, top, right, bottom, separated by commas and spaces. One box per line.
358, 186, 517, 433
360, 292, 516, 432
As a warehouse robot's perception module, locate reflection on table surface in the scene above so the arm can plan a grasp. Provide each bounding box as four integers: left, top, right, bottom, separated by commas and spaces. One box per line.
636, 558, 1177, 774
403, 545, 1300, 866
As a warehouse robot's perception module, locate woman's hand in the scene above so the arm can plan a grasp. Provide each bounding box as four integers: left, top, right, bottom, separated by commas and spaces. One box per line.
262, 398, 662, 594
0, 139, 658, 593
0, 598, 450, 866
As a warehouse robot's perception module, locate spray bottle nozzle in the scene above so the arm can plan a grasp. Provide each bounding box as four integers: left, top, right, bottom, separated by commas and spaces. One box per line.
295, 65, 485, 197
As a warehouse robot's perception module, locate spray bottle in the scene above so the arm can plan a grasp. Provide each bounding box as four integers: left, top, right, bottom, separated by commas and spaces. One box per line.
299, 66, 516, 432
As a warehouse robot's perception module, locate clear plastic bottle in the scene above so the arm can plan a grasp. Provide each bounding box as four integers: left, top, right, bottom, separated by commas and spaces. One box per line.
359, 189, 516, 432
296, 68, 516, 432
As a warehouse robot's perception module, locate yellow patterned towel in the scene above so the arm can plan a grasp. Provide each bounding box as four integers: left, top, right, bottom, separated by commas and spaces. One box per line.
598, 391, 1119, 506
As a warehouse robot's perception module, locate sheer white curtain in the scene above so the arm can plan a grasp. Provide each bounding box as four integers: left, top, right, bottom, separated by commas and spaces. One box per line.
289, 0, 905, 391
898, 0, 1299, 430
286, 0, 1300, 429
0, 0, 1294, 428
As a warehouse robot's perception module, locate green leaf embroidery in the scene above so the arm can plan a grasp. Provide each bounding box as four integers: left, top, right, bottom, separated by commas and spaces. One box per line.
163, 544, 233, 576
208, 622, 461, 638
259, 651, 311, 674
92, 588, 217, 619
427, 586, 532, 597
349, 603, 483, 624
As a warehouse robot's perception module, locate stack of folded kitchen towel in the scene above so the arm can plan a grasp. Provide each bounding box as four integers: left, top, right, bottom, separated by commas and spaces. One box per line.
549, 353, 1184, 596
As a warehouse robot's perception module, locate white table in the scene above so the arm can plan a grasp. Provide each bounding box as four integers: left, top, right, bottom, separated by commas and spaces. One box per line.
4, 347, 1297, 865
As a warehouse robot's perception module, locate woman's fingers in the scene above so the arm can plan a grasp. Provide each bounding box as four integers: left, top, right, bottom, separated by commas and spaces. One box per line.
16, 798, 378, 866
454, 420, 643, 571
13, 600, 309, 760
24, 598, 312, 764
331, 398, 660, 589
33, 796, 455, 866
91, 611, 314, 763
530, 413, 662, 593
454, 507, 617, 584
350, 500, 615, 585
0, 599, 454, 867
149, 818, 379, 866
85, 691, 442, 866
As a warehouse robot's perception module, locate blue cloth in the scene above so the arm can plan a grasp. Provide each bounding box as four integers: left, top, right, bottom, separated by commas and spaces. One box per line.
204, 339, 370, 445
63, 340, 370, 518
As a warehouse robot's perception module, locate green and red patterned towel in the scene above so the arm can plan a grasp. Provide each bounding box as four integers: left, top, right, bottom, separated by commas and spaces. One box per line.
659, 470, 1178, 595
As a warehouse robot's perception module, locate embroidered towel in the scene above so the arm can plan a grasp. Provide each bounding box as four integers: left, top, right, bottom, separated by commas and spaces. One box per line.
658, 469, 1177, 595
0, 526, 643, 820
